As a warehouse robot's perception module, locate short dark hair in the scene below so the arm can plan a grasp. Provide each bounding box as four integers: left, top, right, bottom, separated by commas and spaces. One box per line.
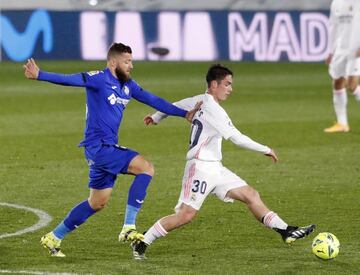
107, 43, 132, 60
206, 64, 233, 87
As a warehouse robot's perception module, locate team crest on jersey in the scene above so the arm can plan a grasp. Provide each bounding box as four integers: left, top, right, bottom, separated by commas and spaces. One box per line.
87, 70, 101, 76
123, 86, 130, 95
191, 193, 196, 201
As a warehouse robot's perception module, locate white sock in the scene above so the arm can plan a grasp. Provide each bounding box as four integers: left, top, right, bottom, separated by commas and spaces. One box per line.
353, 85, 360, 102
262, 211, 288, 230
143, 220, 168, 245
333, 88, 348, 125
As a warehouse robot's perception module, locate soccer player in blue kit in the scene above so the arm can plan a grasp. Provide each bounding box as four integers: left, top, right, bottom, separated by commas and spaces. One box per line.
23, 43, 200, 257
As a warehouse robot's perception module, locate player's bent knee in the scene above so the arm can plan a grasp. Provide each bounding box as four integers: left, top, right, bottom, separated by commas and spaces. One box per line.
89, 199, 107, 211
243, 186, 260, 203
178, 211, 196, 225
128, 155, 155, 176
333, 78, 346, 90
138, 159, 155, 176
251, 189, 261, 202
144, 161, 155, 176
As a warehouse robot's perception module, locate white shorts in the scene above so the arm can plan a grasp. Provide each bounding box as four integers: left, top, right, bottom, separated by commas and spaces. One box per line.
329, 55, 360, 79
174, 159, 247, 212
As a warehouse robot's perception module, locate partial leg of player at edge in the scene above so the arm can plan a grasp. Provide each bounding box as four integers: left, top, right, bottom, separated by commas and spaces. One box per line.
131, 185, 315, 260
40, 154, 153, 257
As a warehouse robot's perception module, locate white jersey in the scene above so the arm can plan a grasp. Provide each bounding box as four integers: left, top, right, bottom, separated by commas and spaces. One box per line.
186, 93, 236, 161
151, 92, 270, 162
329, 0, 360, 56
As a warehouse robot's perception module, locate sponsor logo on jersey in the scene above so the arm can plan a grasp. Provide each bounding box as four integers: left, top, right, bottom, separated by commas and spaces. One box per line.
136, 199, 144, 204
107, 93, 130, 106
111, 85, 117, 90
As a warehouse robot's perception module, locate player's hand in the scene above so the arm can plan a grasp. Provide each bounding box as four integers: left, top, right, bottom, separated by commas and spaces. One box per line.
325, 54, 333, 65
185, 101, 202, 123
356, 48, 360, 58
265, 149, 278, 163
23, 58, 40, 79
144, 114, 157, 125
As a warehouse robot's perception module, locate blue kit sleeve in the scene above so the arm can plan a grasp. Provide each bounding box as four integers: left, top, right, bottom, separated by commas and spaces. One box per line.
37, 71, 88, 87
37, 70, 105, 89
132, 87, 187, 117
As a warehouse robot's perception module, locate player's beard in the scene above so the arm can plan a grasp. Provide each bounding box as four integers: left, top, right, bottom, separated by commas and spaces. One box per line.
115, 67, 130, 82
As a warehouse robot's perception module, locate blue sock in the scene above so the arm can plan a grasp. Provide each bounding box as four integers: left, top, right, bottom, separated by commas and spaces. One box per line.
124, 173, 152, 225
124, 205, 140, 225
53, 221, 71, 240
53, 200, 96, 240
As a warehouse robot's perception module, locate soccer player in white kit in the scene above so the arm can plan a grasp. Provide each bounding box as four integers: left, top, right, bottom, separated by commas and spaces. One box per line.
324, 0, 360, 133
130, 64, 315, 259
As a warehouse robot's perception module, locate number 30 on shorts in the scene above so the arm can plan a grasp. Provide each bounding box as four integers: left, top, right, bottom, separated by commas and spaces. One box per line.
191, 180, 207, 194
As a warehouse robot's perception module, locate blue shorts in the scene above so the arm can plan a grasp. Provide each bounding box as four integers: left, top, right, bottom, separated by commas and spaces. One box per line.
84, 144, 139, 189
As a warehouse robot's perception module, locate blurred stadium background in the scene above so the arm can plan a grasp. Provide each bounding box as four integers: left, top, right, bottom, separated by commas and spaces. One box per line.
2, 0, 333, 62
2, 0, 332, 10
1, 1, 360, 275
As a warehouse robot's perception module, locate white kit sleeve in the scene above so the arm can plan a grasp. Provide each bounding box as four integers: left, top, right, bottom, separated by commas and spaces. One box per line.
229, 129, 271, 154
151, 94, 204, 124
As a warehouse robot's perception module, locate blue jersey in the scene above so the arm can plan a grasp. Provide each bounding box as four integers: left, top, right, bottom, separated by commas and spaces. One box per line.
38, 68, 187, 147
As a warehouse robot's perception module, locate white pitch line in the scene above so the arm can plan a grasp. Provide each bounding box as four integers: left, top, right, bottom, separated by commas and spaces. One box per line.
0, 202, 52, 239
0, 270, 81, 275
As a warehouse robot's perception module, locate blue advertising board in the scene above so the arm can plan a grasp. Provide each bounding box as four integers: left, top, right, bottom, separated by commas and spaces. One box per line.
0, 9, 330, 62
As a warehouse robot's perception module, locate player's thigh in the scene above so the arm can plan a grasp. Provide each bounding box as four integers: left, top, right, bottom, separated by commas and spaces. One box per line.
346, 57, 360, 79
343, 57, 360, 90
175, 162, 217, 211
329, 54, 347, 80
88, 167, 117, 189
86, 145, 139, 175
212, 166, 247, 203
86, 145, 138, 189
127, 154, 154, 176
226, 185, 260, 203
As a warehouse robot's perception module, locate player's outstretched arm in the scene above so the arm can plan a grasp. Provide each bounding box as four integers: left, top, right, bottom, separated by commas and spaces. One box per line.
144, 95, 204, 126
265, 149, 278, 163
228, 130, 278, 162
23, 58, 40, 79
23, 58, 93, 88
144, 100, 202, 126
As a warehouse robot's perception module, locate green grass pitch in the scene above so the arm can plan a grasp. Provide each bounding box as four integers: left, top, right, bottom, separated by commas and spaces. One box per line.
0, 61, 359, 274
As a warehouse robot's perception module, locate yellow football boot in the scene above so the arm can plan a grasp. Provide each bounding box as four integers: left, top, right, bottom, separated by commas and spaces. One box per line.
324, 123, 350, 133
40, 232, 65, 257
119, 225, 144, 243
